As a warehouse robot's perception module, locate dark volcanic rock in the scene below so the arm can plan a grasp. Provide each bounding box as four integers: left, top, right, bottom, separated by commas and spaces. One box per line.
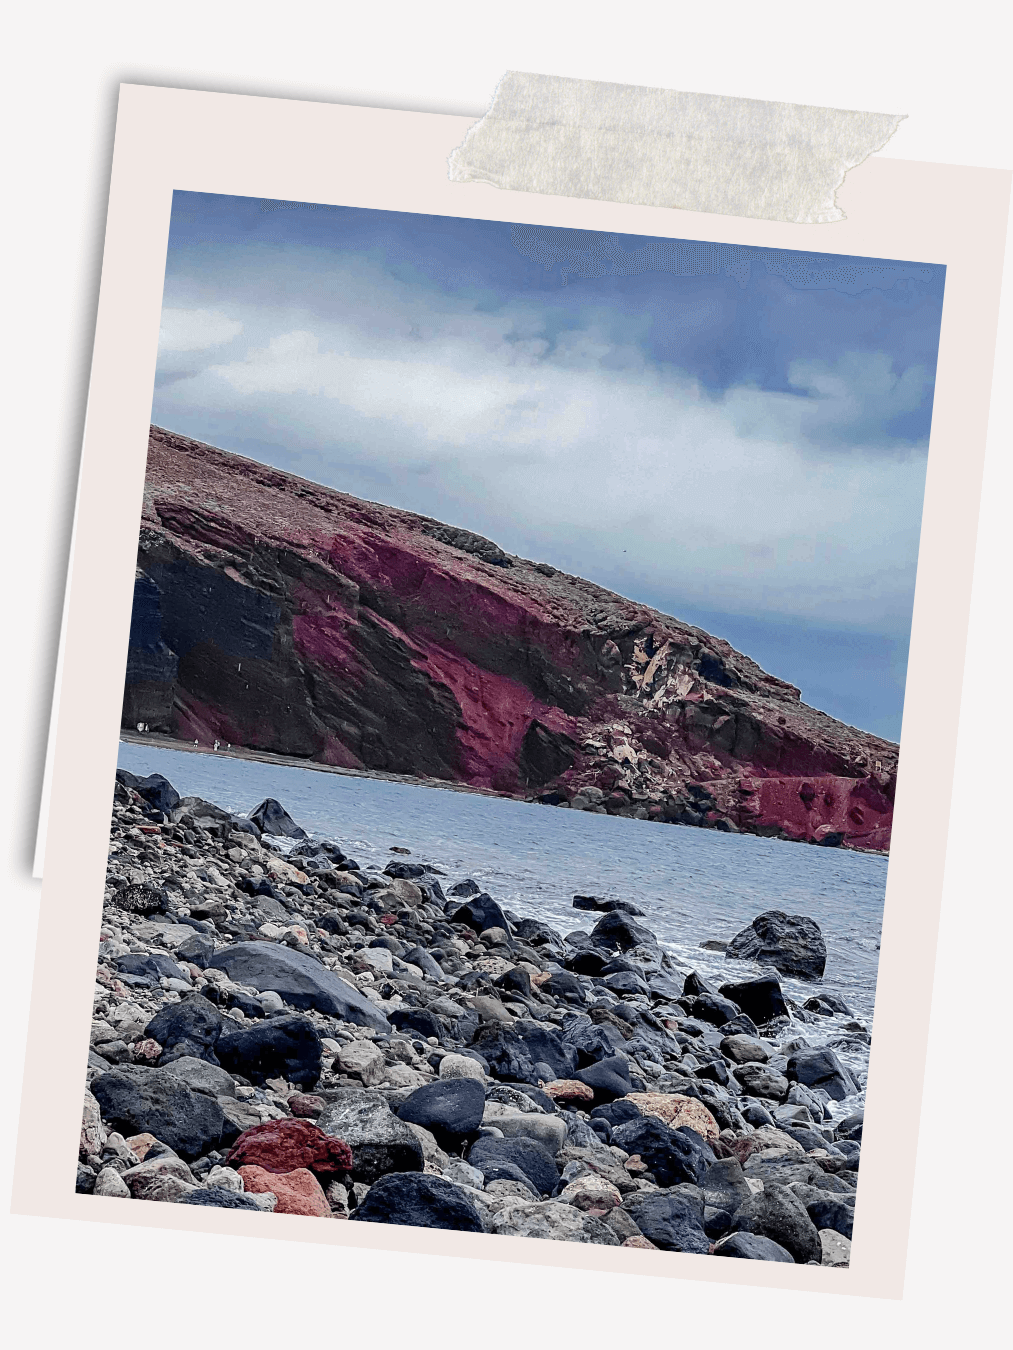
396, 1078, 486, 1149
175, 932, 216, 968
730, 1180, 822, 1264
471, 1021, 579, 1085
475, 1160, 540, 1194
145, 994, 224, 1066
215, 1014, 324, 1089
544, 970, 586, 1003
91, 1066, 225, 1160
588, 912, 659, 953
389, 1007, 447, 1043
449, 879, 481, 898
701, 1157, 753, 1215
115, 769, 181, 816
611, 1116, 715, 1187
114, 883, 169, 917
683, 970, 718, 998
115, 951, 187, 984
493, 966, 532, 1000
248, 798, 307, 839
468, 1135, 560, 1196
713, 1232, 794, 1262
448, 893, 511, 935
624, 1189, 711, 1254
573, 1055, 634, 1104
351, 1173, 485, 1232
786, 1047, 859, 1102
207, 942, 390, 1031
725, 911, 827, 980
687, 993, 741, 1026
591, 1099, 643, 1128
561, 1016, 622, 1067
573, 895, 645, 916
564, 948, 610, 976
718, 976, 789, 1026
793, 1185, 855, 1239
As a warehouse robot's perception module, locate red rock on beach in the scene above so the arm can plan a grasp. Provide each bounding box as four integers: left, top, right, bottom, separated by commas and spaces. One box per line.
287, 1094, 326, 1119
238, 1165, 331, 1217
541, 1079, 595, 1104
226, 1118, 352, 1178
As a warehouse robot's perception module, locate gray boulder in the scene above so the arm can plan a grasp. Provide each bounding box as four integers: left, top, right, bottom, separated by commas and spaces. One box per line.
248, 798, 306, 839
622, 1188, 710, 1253
159, 1056, 236, 1099
701, 1156, 753, 1215
317, 1090, 424, 1182
786, 1047, 859, 1102
90, 1065, 225, 1160
207, 943, 390, 1031
733, 1062, 790, 1100
144, 994, 224, 1066
491, 1199, 620, 1245
790, 1183, 855, 1239
729, 1180, 822, 1263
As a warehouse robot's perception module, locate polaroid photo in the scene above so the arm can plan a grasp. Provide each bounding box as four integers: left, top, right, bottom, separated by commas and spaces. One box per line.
14, 85, 1010, 1299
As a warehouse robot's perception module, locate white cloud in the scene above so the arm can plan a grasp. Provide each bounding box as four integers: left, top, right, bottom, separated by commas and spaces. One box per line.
158, 308, 244, 353
152, 269, 930, 637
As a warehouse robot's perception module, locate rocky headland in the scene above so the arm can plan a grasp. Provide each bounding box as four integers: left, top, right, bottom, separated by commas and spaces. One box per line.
122, 426, 897, 851
78, 768, 867, 1267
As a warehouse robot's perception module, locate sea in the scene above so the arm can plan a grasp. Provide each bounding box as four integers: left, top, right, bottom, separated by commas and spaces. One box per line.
117, 741, 886, 1094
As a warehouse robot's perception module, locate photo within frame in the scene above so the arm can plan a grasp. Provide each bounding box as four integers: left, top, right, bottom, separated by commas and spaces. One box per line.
84, 191, 945, 1268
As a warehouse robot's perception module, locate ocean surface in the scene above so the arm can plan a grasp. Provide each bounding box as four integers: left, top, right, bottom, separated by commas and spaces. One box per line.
117, 742, 886, 1089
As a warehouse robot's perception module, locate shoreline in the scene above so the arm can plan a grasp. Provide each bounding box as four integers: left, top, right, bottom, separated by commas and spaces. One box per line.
78, 767, 864, 1265
118, 733, 889, 859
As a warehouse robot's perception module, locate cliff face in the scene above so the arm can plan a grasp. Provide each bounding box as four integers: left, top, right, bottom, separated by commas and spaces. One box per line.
123, 427, 898, 851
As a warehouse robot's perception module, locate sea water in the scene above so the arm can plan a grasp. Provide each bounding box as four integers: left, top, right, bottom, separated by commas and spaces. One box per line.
117, 741, 886, 1050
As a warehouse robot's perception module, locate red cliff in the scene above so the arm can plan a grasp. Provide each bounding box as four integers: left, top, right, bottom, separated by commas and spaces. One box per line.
123, 427, 898, 852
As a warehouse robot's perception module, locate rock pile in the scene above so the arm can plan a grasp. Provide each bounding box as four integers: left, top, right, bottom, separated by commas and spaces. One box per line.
78, 773, 865, 1267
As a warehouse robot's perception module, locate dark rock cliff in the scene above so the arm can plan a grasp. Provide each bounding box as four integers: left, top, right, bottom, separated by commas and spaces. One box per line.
123, 427, 898, 851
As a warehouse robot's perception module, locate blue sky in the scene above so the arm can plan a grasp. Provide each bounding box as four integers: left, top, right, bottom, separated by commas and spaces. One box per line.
152, 192, 946, 741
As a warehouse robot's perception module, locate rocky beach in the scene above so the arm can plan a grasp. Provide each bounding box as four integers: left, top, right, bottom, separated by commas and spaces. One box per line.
79, 766, 868, 1267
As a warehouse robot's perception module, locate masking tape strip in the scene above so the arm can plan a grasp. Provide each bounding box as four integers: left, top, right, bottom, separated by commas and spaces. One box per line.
448, 71, 906, 224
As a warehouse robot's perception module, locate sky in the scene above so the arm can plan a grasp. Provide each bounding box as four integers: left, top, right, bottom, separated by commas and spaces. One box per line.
151, 192, 946, 742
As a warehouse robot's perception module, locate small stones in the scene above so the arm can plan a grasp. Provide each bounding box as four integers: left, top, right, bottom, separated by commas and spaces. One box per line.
85, 774, 871, 1267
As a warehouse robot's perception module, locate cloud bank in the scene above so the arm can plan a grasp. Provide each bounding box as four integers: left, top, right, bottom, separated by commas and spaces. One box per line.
154, 264, 930, 637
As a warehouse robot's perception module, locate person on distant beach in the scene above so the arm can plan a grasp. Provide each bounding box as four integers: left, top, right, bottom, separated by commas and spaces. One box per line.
193, 739, 198, 747
213, 739, 220, 751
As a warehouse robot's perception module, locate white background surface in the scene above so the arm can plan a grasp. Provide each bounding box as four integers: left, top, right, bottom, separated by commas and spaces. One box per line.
2, 3, 1009, 1343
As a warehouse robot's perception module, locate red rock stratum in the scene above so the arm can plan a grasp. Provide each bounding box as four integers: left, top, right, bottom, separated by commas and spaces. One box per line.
123, 426, 897, 851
